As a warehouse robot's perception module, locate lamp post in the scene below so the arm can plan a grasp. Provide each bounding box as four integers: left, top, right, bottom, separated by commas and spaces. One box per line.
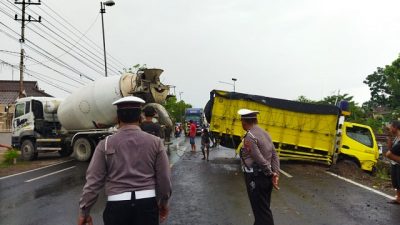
100, 0, 115, 77
218, 78, 238, 92
232, 78, 237, 92
179, 91, 184, 101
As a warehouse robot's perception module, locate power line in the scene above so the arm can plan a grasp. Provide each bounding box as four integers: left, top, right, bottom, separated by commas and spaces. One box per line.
0, 5, 110, 77
0, 58, 72, 93
0, 21, 95, 81
0, 50, 86, 87
2, 0, 122, 75
25, 68, 78, 89
11, 0, 125, 73
41, 1, 126, 68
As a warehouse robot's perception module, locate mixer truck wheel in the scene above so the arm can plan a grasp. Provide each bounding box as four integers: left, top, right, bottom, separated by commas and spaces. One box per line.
21, 139, 36, 161
73, 137, 93, 161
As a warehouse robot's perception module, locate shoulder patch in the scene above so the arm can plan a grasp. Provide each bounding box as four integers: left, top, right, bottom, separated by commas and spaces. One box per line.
244, 139, 252, 153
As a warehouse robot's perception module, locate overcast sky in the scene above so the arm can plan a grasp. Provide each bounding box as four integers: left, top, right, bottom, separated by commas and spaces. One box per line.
1, 0, 400, 107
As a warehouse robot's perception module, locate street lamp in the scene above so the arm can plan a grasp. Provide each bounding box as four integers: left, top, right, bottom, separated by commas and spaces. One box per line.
100, 0, 115, 77
179, 91, 184, 101
232, 78, 237, 92
218, 78, 238, 92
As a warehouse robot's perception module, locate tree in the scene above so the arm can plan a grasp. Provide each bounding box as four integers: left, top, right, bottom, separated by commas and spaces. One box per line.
364, 55, 400, 109
163, 96, 192, 123
296, 95, 315, 103
296, 93, 368, 125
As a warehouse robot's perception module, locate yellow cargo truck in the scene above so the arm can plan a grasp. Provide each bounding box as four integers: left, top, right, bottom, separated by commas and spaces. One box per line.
204, 90, 379, 171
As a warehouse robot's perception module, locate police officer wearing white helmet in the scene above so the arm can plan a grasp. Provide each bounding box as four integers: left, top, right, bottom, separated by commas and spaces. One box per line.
78, 96, 172, 225
238, 109, 280, 225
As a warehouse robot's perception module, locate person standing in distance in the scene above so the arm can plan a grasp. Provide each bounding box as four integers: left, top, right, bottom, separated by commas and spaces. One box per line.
140, 106, 162, 138
189, 120, 197, 152
238, 109, 280, 225
78, 96, 172, 225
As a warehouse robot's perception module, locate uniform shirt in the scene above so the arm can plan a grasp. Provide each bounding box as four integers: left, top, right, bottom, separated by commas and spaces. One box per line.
241, 125, 280, 175
79, 125, 171, 216
140, 120, 162, 137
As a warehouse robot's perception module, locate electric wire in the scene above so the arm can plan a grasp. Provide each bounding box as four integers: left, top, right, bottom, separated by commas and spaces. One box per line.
0, 49, 85, 86
2, 0, 122, 75
0, 21, 95, 81
41, 1, 126, 68
0, 58, 72, 93
0, 5, 108, 77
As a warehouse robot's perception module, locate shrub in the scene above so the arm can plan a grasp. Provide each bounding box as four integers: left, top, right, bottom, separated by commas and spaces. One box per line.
3, 149, 19, 165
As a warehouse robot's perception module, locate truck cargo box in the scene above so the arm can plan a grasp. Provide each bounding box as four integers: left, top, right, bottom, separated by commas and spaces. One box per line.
205, 90, 341, 164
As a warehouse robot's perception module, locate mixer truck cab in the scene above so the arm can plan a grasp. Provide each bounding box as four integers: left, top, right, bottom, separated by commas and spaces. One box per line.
12, 97, 70, 160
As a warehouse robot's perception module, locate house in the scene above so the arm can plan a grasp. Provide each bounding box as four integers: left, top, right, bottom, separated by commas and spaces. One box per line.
0, 80, 52, 131
372, 106, 391, 119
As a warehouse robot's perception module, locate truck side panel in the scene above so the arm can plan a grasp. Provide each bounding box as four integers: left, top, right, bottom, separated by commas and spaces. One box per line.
210, 93, 339, 164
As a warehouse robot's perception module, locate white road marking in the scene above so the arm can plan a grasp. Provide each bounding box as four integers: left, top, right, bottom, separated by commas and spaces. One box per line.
25, 166, 76, 183
0, 159, 75, 180
326, 171, 395, 200
279, 169, 293, 178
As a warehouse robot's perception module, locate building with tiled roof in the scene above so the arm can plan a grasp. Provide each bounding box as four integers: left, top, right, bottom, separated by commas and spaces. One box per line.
0, 80, 52, 131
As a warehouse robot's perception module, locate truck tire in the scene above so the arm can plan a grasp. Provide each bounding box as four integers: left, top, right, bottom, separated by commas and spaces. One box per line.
21, 139, 37, 161
73, 137, 93, 161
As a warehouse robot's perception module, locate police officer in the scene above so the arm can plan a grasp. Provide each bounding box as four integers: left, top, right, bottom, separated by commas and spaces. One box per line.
140, 106, 162, 138
78, 96, 172, 225
238, 109, 280, 225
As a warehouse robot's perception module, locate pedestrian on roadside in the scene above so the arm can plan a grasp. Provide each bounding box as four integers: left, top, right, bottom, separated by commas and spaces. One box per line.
201, 128, 211, 161
385, 120, 400, 205
140, 106, 163, 138
238, 109, 280, 225
189, 120, 197, 152
78, 96, 172, 225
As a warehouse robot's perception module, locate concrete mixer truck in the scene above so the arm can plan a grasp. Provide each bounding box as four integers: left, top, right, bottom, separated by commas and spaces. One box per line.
11, 68, 174, 161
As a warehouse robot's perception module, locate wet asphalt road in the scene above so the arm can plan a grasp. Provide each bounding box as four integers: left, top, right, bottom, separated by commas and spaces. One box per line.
1, 136, 400, 225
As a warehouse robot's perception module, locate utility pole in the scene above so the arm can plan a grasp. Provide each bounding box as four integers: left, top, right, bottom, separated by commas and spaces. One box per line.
15, 0, 41, 98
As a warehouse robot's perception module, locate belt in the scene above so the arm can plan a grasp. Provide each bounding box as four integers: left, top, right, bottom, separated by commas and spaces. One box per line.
107, 189, 156, 201
242, 167, 254, 173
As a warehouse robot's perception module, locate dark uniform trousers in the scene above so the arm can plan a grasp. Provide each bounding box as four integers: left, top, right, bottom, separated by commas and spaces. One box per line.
103, 194, 159, 225
244, 172, 274, 225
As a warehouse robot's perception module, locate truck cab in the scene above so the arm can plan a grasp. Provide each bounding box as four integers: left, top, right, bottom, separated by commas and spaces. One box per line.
12, 97, 70, 160
339, 122, 379, 171
184, 108, 206, 135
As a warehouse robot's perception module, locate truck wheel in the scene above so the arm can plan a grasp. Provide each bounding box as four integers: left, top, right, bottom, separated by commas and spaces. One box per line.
21, 139, 36, 161
73, 137, 93, 161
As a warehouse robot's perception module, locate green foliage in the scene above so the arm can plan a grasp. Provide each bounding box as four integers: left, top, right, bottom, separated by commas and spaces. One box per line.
3, 149, 19, 164
374, 160, 391, 180
364, 55, 400, 109
296, 93, 386, 132
163, 96, 192, 123
296, 95, 315, 103
122, 64, 148, 74
317, 93, 353, 105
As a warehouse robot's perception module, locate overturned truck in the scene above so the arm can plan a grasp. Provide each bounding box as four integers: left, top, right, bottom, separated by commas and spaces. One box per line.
205, 90, 379, 171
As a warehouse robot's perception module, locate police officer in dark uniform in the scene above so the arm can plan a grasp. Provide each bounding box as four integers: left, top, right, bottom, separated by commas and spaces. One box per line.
140, 106, 162, 138
78, 96, 172, 225
238, 109, 280, 225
